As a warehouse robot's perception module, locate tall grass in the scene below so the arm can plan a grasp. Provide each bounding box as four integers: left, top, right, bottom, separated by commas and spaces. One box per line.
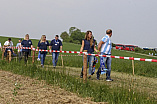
0, 60, 156, 104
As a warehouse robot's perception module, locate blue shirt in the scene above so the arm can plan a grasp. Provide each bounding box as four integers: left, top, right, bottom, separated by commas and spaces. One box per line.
38, 40, 49, 53
21, 40, 33, 52
83, 39, 95, 53
100, 35, 112, 55
50, 39, 62, 51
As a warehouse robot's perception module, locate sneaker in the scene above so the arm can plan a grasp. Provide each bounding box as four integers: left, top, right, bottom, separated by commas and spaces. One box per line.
106, 78, 113, 82
37, 58, 40, 61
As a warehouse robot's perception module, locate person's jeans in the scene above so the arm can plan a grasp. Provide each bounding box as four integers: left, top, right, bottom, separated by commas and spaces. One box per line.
38, 51, 41, 59
52, 52, 59, 66
100, 53, 112, 79
23, 51, 29, 64
82, 54, 94, 75
41, 52, 47, 65
18, 51, 22, 62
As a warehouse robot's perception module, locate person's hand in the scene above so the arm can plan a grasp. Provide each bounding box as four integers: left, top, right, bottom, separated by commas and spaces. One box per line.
78, 52, 81, 56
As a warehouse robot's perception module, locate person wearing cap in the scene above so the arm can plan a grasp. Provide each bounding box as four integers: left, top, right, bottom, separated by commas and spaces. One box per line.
4, 38, 14, 57
21, 34, 33, 64
16, 39, 22, 62
37, 35, 49, 68
97, 29, 113, 81
49, 35, 62, 68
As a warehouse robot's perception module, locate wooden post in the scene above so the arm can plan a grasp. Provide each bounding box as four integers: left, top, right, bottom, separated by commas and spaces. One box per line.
132, 58, 134, 76
83, 50, 87, 83
32, 47, 35, 64
61, 54, 64, 68
8, 51, 11, 62
2, 47, 5, 60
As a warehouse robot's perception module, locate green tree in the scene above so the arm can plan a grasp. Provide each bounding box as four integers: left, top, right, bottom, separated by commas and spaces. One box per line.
60, 31, 69, 42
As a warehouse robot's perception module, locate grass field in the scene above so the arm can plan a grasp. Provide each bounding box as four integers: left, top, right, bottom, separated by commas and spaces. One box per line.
0, 36, 157, 103
0, 36, 157, 78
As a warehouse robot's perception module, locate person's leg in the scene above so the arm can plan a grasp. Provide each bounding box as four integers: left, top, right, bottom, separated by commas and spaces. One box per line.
43, 53, 47, 65
40, 53, 44, 65
52, 52, 56, 67
55, 52, 59, 66
23, 51, 27, 64
37, 51, 41, 61
88, 55, 94, 76
106, 57, 112, 80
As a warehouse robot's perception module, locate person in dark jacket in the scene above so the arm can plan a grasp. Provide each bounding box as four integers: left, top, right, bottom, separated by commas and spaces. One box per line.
21, 34, 33, 64
37, 35, 49, 68
49, 35, 62, 68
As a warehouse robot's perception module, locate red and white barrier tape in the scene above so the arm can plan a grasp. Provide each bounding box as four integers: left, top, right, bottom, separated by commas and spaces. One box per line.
3, 46, 157, 62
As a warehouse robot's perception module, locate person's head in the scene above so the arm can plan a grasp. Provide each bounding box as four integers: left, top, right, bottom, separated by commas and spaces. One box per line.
85, 30, 93, 47
85, 30, 92, 40
106, 29, 112, 37
8, 38, 11, 42
55, 35, 59, 40
24, 34, 29, 40
41, 35, 46, 41
19, 39, 22, 43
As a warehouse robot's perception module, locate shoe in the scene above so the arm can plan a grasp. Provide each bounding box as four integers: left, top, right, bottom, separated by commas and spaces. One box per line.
37, 58, 40, 61
80, 72, 83, 78
88, 76, 91, 79
41, 64, 44, 68
106, 78, 113, 82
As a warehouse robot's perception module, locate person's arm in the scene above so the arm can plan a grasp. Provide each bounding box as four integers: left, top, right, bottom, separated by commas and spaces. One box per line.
60, 46, 62, 51
79, 40, 84, 55
94, 42, 98, 53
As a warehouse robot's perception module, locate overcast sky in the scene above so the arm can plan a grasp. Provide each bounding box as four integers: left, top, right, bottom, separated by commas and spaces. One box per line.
0, 0, 157, 48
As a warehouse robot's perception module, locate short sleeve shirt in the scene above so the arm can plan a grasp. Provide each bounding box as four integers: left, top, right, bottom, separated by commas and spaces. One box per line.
50, 39, 62, 51
100, 35, 112, 55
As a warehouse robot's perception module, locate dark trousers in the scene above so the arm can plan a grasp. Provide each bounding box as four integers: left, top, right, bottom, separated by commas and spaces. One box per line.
23, 51, 29, 64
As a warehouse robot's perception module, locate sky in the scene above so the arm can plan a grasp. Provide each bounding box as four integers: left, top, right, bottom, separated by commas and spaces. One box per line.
0, 0, 157, 48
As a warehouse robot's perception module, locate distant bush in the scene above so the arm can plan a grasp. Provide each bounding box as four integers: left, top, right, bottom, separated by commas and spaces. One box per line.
135, 47, 156, 55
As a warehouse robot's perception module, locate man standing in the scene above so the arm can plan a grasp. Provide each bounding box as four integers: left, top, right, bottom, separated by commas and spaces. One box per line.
97, 29, 113, 81
49, 35, 62, 68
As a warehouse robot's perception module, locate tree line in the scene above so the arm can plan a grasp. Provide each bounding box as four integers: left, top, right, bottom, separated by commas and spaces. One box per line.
60, 27, 86, 44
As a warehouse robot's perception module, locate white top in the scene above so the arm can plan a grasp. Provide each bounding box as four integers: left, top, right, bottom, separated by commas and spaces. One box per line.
100, 35, 112, 55
4, 41, 13, 47
0, 43, 1, 47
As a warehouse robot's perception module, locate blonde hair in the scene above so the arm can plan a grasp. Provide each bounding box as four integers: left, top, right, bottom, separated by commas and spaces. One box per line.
24, 34, 29, 40
40, 35, 46, 43
85, 30, 93, 47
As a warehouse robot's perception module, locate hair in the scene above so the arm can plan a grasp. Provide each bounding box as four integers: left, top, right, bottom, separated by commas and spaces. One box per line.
85, 30, 93, 47
24, 34, 29, 40
106, 29, 112, 34
55, 35, 59, 37
8, 38, 11, 41
40, 35, 46, 43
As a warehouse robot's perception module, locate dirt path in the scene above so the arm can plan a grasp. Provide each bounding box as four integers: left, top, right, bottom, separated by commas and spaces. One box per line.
0, 70, 107, 104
